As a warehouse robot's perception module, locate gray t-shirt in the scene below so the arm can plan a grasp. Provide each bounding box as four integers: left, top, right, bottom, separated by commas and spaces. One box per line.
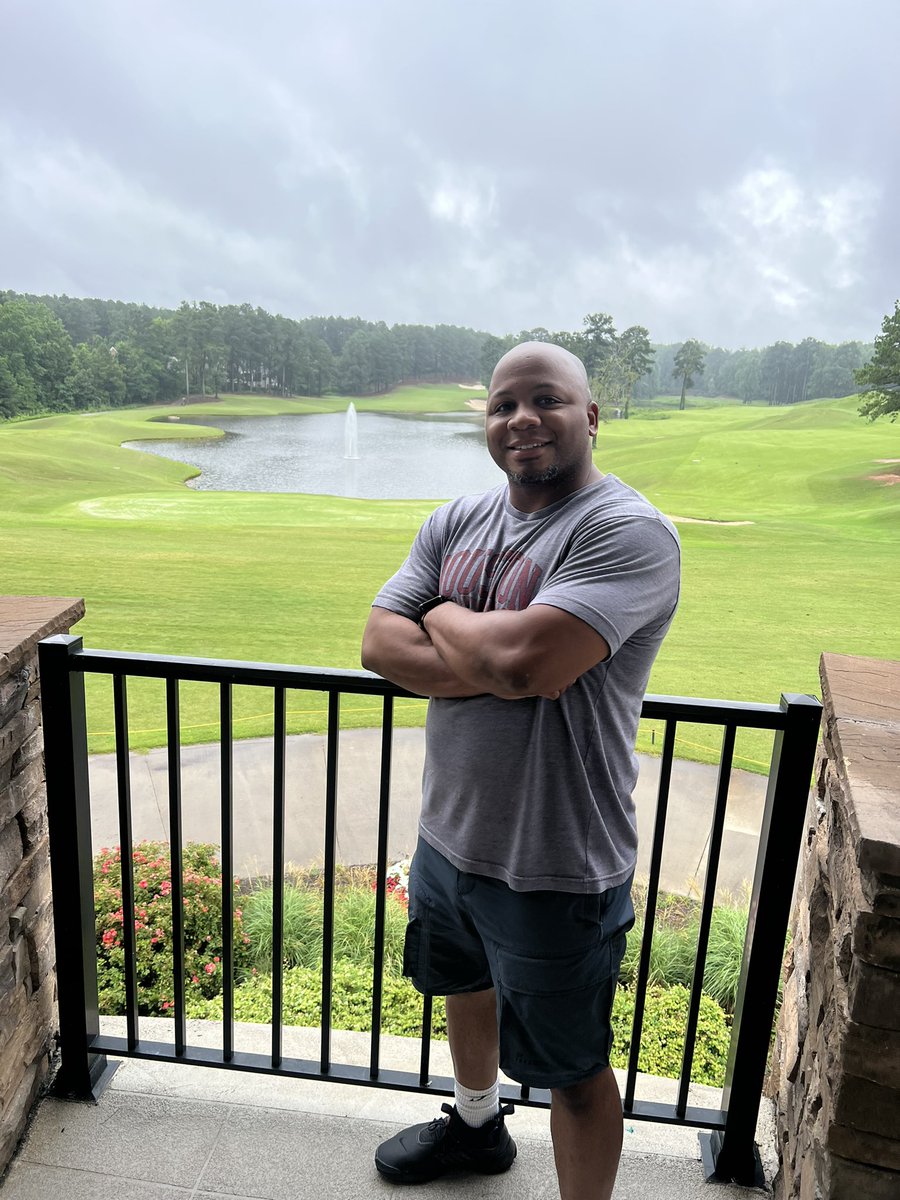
373, 474, 681, 893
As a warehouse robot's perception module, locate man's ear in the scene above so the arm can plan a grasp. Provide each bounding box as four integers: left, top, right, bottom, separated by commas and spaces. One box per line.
587, 400, 600, 436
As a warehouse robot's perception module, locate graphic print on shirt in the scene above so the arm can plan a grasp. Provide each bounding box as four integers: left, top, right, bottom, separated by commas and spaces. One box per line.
439, 546, 544, 611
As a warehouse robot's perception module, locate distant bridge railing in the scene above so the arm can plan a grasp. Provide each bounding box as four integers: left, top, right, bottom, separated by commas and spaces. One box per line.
37, 634, 821, 1187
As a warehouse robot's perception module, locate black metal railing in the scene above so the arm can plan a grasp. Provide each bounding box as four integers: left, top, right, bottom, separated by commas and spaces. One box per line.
38, 634, 822, 1187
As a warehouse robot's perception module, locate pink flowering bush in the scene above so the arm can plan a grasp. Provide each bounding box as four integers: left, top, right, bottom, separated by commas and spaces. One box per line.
93, 840, 252, 1016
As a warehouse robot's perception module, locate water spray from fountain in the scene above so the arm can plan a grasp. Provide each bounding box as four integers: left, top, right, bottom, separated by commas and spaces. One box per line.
344, 402, 359, 459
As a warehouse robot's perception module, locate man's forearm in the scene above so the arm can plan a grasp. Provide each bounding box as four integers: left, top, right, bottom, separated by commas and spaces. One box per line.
361, 608, 482, 698
422, 603, 544, 699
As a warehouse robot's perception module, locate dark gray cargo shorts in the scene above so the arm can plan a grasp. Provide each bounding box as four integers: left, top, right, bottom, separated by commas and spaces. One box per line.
402, 837, 635, 1090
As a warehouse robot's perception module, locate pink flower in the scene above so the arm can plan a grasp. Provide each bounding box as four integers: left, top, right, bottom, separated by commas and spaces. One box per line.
102, 929, 116, 946
139, 880, 148, 889
204, 962, 216, 975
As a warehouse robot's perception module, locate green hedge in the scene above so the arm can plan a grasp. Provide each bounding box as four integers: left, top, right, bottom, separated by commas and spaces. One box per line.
188, 968, 731, 1087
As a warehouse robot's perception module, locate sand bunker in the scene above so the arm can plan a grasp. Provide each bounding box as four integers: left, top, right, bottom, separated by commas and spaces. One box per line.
869, 474, 900, 486
668, 515, 754, 526
874, 458, 900, 463
457, 383, 485, 389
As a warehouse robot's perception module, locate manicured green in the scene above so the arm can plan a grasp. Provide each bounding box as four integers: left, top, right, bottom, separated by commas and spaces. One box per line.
3, 385, 898, 769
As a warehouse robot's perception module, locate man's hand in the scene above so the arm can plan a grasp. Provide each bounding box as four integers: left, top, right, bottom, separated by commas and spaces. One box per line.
422, 602, 609, 700
360, 606, 483, 698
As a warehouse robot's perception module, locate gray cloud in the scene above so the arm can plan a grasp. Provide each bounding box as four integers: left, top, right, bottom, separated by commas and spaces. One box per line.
2, 0, 897, 346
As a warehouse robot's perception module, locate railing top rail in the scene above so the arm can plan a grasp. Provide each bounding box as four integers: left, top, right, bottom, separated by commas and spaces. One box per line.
40, 636, 804, 729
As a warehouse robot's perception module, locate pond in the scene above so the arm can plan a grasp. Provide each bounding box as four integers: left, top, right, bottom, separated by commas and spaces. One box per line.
124, 410, 504, 500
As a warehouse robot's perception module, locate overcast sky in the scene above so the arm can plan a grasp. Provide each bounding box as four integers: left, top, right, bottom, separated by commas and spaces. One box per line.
2, 0, 898, 348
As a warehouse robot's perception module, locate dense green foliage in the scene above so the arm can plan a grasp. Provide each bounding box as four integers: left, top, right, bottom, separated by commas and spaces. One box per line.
610, 986, 732, 1086
0, 291, 487, 417
93, 846, 743, 1088
184, 967, 732, 1087
94, 841, 252, 1015
479, 318, 870, 409
0, 290, 874, 421
856, 300, 900, 421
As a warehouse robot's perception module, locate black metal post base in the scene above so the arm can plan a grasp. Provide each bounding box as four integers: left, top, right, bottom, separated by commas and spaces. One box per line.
51, 1055, 119, 1104
699, 1130, 767, 1190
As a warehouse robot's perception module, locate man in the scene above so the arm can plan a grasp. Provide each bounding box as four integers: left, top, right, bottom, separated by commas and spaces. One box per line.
361, 342, 680, 1200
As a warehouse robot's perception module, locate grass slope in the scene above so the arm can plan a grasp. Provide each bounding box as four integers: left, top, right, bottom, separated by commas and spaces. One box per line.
3, 387, 897, 768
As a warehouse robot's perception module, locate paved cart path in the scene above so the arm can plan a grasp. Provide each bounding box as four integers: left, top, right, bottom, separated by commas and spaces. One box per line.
88, 728, 768, 896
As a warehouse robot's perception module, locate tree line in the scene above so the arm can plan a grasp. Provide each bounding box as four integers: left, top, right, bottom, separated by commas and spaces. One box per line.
480, 323, 873, 415
0, 292, 487, 418
0, 289, 892, 421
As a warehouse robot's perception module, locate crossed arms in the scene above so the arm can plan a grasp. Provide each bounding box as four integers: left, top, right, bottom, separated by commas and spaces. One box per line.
360, 602, 610, 701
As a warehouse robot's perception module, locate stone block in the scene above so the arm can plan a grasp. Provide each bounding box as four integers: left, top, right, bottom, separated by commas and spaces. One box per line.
19, 865, 51, 926
0, 982, 27, 1052
853, 907, 900, 972
848, 957, 900, 1031
829, 1123, 900, 1173
0, 668, 29, 728
0, 707, 38, 771
25, 904, 56, 987
10, 726, 43, 775
832, 1072, 900, 1141
8, 905, 27, 938
0, 1060, 43, 1175
4, 757, 44, 824
823, 1149, 900, 1200
0, 819, 23, 894
824, 1004, 900, 1090
4, 838, 50, 911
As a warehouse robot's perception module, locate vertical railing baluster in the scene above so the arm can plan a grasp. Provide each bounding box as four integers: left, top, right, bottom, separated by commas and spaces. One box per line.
220, 682, 234, 1062
166, 678, 186, 1056
676, 724, 735, 1117
419, 995, 433, 1087
624, 719, 677, 1112
701, 694, 821, 1186
113, 675, 139, 1050
369, 695, 394, 1078
320, 691, 340, 1072
38, 635, 115, 1100
272, 687, 286, 1067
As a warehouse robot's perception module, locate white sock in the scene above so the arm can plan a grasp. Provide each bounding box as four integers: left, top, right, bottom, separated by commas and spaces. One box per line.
454, 1078, 500, 1128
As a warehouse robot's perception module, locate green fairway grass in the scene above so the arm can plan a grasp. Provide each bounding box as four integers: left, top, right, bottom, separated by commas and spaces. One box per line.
3, 387, 897, 770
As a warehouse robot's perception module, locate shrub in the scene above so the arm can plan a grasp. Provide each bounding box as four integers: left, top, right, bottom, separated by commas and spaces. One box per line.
620, 893, 766, 1015
94, 841, 252, 1016
611, 985, 732, 1087
188, 959, 447, 1039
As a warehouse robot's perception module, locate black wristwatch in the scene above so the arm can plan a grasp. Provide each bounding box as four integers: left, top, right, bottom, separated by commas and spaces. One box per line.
417, 595, 448, 628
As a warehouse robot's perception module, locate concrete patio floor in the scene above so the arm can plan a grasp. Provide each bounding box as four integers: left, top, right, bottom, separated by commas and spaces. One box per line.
1, 1023, 776, 1199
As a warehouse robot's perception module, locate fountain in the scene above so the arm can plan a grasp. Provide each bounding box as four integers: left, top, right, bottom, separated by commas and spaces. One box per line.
344, 402, 359, 459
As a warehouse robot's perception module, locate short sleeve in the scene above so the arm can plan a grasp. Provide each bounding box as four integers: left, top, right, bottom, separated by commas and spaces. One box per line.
531, 515, 681, 656
371, 510, 445, 622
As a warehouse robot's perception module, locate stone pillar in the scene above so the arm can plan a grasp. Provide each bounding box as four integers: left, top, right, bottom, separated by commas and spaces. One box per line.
0, 596, 84, 1171
769, 653, 900, 1199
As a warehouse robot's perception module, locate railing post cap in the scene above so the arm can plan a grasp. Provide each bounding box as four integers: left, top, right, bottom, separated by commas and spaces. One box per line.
39, 633, 84, 652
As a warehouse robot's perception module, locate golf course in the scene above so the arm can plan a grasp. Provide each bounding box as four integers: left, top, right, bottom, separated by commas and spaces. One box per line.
3, 386, 897, 771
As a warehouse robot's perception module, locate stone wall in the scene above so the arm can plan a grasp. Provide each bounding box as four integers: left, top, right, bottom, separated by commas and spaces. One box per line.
0, 596, 84, 1172
769, 653, 900, 1199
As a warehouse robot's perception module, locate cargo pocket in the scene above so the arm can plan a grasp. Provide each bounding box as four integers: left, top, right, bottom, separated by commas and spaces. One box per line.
402, 915, 430, 991
495, 941, 615, 1086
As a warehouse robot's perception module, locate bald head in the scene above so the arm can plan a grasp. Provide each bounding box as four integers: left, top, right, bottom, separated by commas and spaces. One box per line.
490, 341, 591, 404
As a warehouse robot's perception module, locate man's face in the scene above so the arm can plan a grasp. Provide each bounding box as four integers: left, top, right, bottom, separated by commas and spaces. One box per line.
485, 346, 598, 503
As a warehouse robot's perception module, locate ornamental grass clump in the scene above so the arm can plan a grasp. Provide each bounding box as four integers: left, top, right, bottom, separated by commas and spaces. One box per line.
93, 841, 252, 1016
241, 879, 408, 974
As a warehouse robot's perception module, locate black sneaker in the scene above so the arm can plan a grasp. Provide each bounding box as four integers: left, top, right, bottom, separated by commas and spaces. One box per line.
374, 1102, 517, 1183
